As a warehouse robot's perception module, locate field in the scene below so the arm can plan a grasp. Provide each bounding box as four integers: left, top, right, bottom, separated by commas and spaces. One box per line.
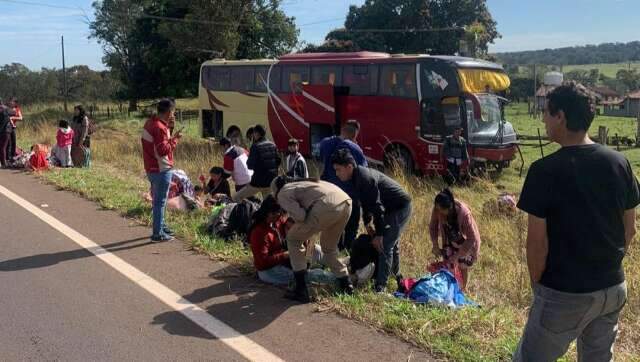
13, 101, 640, 361
562, 61, 640, 78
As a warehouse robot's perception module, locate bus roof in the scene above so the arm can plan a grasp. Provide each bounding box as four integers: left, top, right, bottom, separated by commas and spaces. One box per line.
201, 52, 504, 71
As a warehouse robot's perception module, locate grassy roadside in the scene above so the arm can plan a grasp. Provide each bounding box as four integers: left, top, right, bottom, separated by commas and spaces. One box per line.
14, 103, 640, 361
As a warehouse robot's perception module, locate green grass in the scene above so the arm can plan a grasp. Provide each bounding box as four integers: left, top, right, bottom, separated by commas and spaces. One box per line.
15, 102, 640, 361
563, 62, 640, 78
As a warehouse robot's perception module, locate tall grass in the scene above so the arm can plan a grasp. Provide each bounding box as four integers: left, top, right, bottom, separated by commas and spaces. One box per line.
15, 105, 640, 361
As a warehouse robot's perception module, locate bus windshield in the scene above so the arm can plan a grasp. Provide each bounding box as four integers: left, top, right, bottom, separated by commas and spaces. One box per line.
467, 94, 502, 144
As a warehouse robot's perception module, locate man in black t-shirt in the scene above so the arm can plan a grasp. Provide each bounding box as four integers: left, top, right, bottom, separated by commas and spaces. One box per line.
513, 82, 640, 361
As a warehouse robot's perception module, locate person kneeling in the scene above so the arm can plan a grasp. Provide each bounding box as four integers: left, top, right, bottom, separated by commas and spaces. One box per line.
248, 196, 293, 286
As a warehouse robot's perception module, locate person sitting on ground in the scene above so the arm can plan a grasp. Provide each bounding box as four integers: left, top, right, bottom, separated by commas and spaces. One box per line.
248, 196, 293, 286
442, 126, 469, 185
234, 124, 281, 202
285, 138, 308, 180
220, 137, 252, 192
332, 149, 412, 293
428, 188, 481, 290
271, 176, 354, 303
55, 120, 74, 168
200, 166, 232, 199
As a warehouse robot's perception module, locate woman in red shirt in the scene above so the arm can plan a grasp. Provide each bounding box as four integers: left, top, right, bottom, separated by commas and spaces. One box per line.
248, 196, 293, 285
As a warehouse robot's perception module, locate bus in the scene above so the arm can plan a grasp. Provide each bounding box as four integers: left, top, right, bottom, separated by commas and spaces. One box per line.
198, 52, 518, 175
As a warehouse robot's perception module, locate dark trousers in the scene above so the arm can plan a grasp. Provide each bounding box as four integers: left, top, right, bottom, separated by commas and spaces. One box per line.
375, 203, 412, 288
340, 199, 360, 251
445, 161, 460, 186
0, 132, 10, 167
6, 128, 16, 161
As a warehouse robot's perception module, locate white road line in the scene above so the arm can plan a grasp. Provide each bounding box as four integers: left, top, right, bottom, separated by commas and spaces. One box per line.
0, 184, 283, 362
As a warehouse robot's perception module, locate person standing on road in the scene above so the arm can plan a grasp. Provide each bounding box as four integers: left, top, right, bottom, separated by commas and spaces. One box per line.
319, 120, 368, 250
332, 149, 412, 293
234, 125, 281, 202
513, 82, 640, 361
442, 126, 469, 185
71, 105, 91, 168
271, 176, 354, 303
0, 99, 16, 168
220, 137, 252, 192
6, 97, 22, 163
141, 99, 181, 242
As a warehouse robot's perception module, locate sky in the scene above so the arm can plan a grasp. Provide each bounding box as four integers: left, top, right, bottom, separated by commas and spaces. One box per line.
0, 0, 638, 71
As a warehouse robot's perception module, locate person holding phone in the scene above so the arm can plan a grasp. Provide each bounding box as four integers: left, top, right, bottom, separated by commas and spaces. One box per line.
141, 99, 181, 242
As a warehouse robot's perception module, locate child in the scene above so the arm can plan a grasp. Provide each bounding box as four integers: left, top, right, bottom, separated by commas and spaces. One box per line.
55, 120, 74, 167
285, 138, 308, 179
200, 166, 232, 199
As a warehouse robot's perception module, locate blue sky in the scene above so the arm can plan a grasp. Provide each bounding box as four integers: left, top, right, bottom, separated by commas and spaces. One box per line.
0, 0, 638, 70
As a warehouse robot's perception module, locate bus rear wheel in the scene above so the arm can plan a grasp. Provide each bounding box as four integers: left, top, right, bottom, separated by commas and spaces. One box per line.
384, 145, 414, 175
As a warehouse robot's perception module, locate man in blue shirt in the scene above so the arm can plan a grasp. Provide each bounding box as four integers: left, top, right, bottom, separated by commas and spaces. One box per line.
319, 120, 368, 250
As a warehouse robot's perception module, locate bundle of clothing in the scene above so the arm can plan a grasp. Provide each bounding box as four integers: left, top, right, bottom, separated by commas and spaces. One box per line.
143, 169, 200, 211
206, 198, 261, 240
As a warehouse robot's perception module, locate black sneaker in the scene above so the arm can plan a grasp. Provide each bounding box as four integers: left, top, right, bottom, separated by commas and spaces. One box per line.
151, 234, 174, 243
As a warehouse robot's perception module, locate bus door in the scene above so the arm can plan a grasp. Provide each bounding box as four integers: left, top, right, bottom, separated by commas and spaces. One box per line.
302, 84, 337, 157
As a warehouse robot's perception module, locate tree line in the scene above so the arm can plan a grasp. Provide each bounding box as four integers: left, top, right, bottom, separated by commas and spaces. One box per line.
0, 63, 120, 106
495, 41, 640, 66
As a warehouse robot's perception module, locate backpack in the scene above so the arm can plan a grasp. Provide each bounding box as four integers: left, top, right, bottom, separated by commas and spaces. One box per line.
87, 118, 97, 135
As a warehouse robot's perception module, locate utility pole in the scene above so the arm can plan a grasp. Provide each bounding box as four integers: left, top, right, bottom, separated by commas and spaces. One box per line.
533, 63, 537, 117
61, 36, 68, 112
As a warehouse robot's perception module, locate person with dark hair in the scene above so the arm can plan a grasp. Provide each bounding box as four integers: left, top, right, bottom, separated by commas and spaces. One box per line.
245, 127, 254, 147
200, 166, 231, 198
55, 119, 74, 167
0, 99, 15, 168
6, 97, 22, 163
513, 82, 640, 361
285, 138, 308, 179
442, 126, 469, 185
141, 98, 181, 242
332, 149, 411, 293
226, 125, 242, 146
428, 188, 480, 290
248, 195, 293, 285
220, 137, 252, 192
270, 175, 354, 303
319, 120, 368, 250
234, 124, 281, 202
71, 104, 92, 167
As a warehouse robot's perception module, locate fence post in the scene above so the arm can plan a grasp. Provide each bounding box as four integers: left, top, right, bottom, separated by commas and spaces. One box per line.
615, 133, 620, 151
107, 106, 110, 118
636, 113, 640, 147
598, 126, 608, 145
179, 109, 183, 124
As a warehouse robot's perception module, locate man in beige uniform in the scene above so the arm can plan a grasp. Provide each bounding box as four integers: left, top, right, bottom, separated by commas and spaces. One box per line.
271, 177, 354, 303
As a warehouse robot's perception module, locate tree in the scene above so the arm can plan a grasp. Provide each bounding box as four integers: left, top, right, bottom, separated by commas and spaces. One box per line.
307, 0, 499, 57
90, 0, 298, 108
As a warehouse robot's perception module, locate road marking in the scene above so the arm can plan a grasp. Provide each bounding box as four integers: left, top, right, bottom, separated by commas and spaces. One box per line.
0, 184, 283, 362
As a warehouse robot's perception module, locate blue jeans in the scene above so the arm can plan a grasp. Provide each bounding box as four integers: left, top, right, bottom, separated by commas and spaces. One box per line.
513, 282, 627, 362
376, 203, 412, 288
257, 265, 293, 286
147, 170, 173, 237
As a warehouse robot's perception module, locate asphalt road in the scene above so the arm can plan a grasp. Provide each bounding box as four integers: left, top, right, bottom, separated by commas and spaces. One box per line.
0, 170, 432, 362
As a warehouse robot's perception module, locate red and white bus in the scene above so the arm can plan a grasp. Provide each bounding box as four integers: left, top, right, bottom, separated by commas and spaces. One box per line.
199, 52, 518, 175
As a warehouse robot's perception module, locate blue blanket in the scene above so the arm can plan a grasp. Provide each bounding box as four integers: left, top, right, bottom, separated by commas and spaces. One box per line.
394, 270, 478, 308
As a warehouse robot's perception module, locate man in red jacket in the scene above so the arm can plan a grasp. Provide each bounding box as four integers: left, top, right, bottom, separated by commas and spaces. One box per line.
141, 99, 181, 242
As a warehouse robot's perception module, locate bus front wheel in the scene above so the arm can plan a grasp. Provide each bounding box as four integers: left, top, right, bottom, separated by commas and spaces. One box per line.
384, 145, 414, 175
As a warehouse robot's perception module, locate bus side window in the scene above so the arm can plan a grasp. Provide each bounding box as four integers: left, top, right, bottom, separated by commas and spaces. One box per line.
254, 66, 269, 92
231, 67, 255, 91
311, 65, 343, 86
202, 66, 230, 91
380, 64, 416, 98
343, 64, 377, 95
269, 65, 282, 93
282, 66, 310, 93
